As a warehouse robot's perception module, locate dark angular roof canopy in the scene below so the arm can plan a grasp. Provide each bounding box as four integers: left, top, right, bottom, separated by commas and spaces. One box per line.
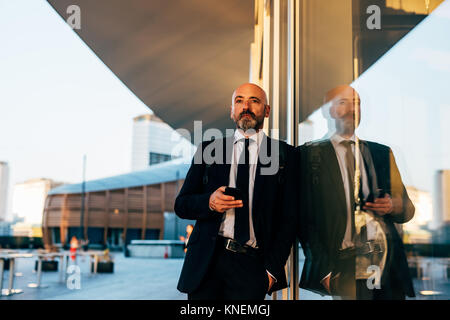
47, 0, 254, 136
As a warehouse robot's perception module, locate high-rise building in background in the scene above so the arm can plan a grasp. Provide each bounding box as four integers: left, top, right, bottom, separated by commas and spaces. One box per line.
435, 170, 450, 224
131, 114, 194, 171
0, 161, 9, 221
434, 170, 450, 243
11, 178, 63, 237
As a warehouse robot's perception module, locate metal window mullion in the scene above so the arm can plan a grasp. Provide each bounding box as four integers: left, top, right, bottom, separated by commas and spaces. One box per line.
287, 0, 299, 301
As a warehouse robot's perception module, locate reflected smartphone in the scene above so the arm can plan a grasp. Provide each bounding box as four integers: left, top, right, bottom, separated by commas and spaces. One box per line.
376, 188, 386, 198
362, 188, 386, 206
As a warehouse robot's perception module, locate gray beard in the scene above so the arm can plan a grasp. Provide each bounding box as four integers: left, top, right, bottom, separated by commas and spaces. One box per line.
336, 119, 355, 136
238, 118, 258, 131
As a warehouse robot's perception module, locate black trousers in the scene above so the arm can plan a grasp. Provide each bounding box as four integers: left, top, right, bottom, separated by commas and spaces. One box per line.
331, 255, 406, 300
188, 238, 269, 300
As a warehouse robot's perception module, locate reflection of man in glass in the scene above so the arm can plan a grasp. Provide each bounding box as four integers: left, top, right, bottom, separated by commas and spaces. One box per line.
298, 85, 415, 300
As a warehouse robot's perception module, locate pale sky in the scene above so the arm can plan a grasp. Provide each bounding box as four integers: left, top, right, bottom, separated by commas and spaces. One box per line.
0, 0, 152, 219
0, 2, 152, 179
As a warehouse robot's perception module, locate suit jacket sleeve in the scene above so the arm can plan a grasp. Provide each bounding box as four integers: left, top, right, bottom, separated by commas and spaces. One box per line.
174, 142, 222, 221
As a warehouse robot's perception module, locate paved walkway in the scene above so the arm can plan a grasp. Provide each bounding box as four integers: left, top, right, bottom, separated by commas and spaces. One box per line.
1, 250, 448, 300
0, 251, 185, 300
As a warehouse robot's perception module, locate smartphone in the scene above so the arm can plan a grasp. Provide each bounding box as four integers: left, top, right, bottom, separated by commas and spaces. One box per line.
375, 188, 386, 198
224, 187, 244, 201
362, 188, 386, 207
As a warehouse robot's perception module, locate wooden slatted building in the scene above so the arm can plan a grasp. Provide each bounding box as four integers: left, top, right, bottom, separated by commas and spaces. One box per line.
42, 161, 190, 247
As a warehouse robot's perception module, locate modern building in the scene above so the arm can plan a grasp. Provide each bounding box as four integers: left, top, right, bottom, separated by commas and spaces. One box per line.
131, 114, 194, 171
435, 170, 450, 224
0, 161, 9, 221
11, 178, 63, 236
42, 160, 190, 248
434, 170, 450, 243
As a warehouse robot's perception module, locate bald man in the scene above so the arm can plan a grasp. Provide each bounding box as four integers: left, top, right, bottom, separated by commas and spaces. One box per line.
175, 83, 297, 300
297, 85, 415, 300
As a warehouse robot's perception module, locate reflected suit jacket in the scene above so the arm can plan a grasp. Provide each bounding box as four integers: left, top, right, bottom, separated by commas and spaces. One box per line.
297, 139, 415, 297
174, 136, 297, 295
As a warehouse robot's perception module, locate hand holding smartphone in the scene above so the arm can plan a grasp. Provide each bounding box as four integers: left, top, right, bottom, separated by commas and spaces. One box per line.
209, 186, 244, 213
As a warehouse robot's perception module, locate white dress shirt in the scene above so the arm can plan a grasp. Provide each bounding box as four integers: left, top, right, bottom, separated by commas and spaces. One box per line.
330, 134, 370, 249
218, 129, 265, 248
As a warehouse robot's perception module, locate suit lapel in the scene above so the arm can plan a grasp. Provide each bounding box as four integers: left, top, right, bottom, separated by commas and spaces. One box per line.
252, 135, 271, 216
215, 136, 233, 187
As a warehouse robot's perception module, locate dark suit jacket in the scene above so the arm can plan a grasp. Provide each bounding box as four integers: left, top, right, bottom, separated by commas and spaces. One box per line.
175, 135, 297, 295
297, 139, 415, 297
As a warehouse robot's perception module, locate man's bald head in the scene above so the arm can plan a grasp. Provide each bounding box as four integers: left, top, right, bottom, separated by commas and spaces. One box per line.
323, 85, 359, 104
232, 83, 268, 105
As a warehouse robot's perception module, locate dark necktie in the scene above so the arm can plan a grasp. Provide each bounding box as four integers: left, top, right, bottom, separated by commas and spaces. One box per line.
341, 140, 356, 237
234, 138, 250, 245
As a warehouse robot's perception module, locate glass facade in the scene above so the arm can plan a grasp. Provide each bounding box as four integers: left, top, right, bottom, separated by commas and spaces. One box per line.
149, 152, 173, 166
252, 0, 449, 300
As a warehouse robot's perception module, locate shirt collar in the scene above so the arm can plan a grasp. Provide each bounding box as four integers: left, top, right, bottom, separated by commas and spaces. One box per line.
233, 128, 265, 146
330, 133, 356, 145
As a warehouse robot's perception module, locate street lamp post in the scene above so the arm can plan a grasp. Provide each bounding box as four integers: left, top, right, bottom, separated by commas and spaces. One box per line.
80, 155, 86, 242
